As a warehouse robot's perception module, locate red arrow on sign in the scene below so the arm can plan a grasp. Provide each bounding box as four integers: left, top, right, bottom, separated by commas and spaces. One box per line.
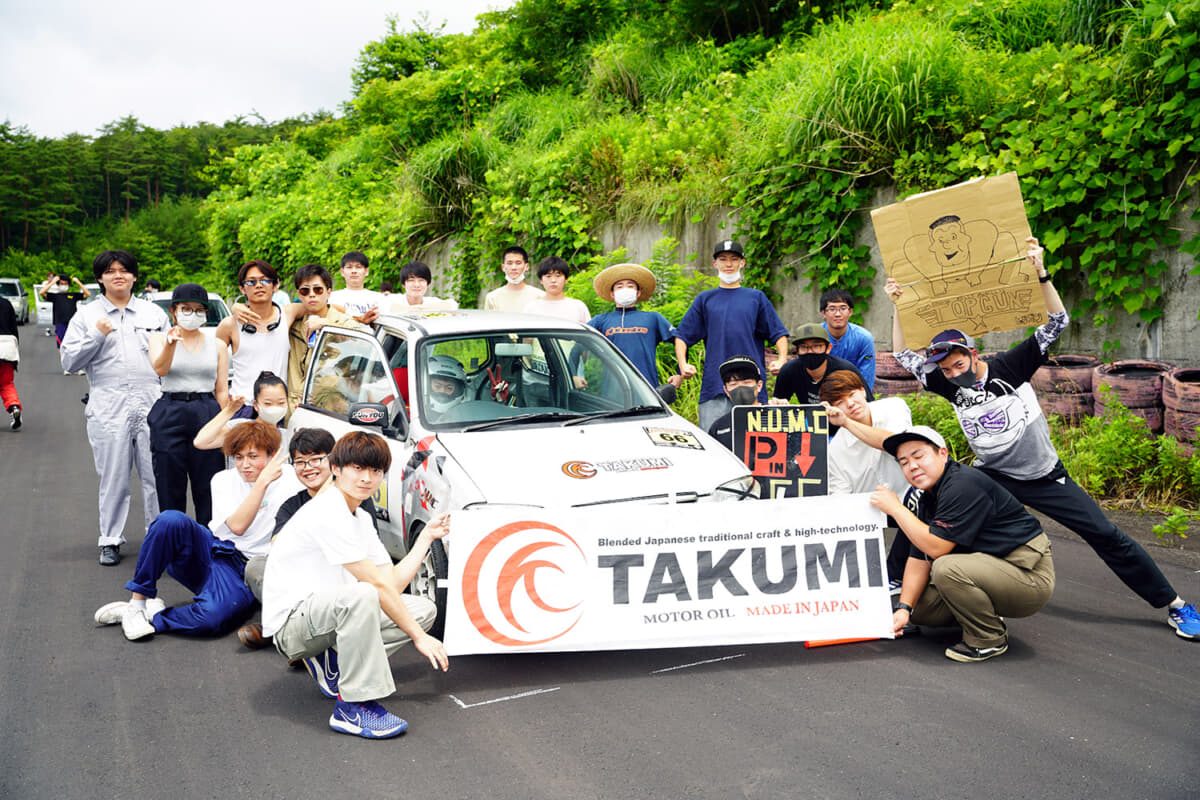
793, 432, 815, 476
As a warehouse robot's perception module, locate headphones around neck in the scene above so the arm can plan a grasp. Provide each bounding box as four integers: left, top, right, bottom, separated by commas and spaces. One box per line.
240, 301, 283, 334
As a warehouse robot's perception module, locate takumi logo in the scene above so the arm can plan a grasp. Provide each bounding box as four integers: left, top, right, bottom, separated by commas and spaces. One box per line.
561, 461, 597, 479
461, 520, 586, 647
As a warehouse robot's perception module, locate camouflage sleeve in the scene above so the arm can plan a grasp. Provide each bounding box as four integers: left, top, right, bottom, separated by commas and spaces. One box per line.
1034, 310, 1069, 355
895, 349, 928, 385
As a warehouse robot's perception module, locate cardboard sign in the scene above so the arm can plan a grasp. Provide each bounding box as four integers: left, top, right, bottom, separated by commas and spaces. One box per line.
730, 405, 828, 499
871, 172, 1045, 347
443, 497, 892, 655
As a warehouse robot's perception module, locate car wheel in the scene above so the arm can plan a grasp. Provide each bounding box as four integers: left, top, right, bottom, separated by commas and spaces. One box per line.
407, 526, 448, 640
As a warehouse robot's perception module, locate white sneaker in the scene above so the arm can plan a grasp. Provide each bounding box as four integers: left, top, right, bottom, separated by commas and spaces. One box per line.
146, 598, 166, 618
122, 608, 156, 641
94, 601, 129, 625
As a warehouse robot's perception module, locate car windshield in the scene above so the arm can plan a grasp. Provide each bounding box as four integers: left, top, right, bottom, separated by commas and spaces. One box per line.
152, 297, 229, 326
415, 330, 666, 430
0, 283, 19, 297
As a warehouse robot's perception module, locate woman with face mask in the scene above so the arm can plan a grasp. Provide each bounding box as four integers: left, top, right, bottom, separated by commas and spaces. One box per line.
147, 283, 229, 526
193, 370, 290, 456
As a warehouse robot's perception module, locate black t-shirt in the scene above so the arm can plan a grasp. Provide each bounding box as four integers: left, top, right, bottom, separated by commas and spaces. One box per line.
912, 459, 1041, 558
273, 489, 378, 537
773, 355, 874, 405
47, 292, 86, 325
707, 416, 733, 451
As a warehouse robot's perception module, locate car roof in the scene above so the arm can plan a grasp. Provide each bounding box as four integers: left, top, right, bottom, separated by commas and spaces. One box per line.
375, 308, 589, 339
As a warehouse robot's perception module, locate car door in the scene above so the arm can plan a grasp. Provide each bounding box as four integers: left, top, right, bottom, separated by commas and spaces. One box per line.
289, 325, 411, 557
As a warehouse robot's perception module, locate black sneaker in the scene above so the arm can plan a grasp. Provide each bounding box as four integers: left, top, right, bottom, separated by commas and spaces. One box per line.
7, 406, 19, 431
945, 640, 1008, 663
98, 545, 121, 566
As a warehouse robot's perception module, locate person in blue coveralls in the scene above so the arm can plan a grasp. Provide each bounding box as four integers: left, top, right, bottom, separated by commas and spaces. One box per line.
675, 240, 788, 431
588, 262, 683, 392
60, 250, 170, 566
92, 420, 300, 641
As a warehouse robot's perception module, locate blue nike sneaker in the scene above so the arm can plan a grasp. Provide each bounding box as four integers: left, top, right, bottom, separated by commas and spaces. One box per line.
329, 699, 408, 739
302, 649, 339, 698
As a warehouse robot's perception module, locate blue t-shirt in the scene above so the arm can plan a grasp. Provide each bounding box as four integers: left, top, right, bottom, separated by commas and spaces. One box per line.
824, 321, 876, 389
675, 287, 788, 403
589, 308, 677, 386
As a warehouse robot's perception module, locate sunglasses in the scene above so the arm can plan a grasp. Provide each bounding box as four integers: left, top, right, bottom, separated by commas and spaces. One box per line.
241, 302, 283, 335
298, 286, 327, 296
241, 278, 275, 287
929, 339, 969, 354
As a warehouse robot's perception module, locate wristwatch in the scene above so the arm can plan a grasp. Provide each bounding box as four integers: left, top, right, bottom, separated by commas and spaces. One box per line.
897, 602, 914, 614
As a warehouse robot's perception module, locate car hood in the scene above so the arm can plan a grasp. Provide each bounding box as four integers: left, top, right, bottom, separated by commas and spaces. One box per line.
435, 419, 744, 507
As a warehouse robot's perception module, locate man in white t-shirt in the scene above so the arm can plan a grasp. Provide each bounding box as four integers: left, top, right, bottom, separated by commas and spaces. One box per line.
330, 251, 386, 325
263, 431, 449, 740
93, 421, 300, 641
483, 245, 544, 312
820, 369, 916, 593
523, 256, 590, 323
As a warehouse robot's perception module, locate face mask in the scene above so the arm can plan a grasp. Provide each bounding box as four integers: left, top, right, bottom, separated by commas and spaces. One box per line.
799, 352, 827, 371
727, 385, 758, 406
718, 271, 741, 285
947, 366, 978, 388
256, 405, 286, 425
505, 270, 528, 286
613, 287, 638, 307
175, 311, 205, 330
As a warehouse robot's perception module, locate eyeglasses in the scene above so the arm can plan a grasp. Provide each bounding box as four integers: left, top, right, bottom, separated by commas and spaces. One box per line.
929, 340, 968, 354
298, 286, 327, 296
823, 304, 851, 314
290, 454, 328, 469
241, 278, 275, 287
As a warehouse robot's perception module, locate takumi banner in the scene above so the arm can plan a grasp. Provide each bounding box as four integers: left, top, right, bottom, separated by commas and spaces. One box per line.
731, 404, 828, 498
443, 496, 892, 656
871, 172, 1045, 348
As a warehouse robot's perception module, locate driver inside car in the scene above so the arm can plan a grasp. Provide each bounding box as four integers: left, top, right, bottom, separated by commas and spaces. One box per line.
427, 355, 467, 419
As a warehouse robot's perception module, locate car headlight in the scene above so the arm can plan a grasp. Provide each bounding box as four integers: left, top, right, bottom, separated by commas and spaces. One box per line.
712, 474, 758, 501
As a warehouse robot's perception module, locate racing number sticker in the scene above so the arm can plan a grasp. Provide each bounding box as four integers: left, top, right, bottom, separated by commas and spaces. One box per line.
644, 427, 704, 450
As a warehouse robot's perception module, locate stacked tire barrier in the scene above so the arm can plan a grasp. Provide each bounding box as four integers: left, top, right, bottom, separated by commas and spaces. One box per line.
1033, 355, 1100, 425
1163, 368, 1200, 445
874, 350, 920, 397
1093, 360, 1173, 434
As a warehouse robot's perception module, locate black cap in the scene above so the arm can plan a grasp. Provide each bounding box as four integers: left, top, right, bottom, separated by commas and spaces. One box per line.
170, 283, 209, 306
713, 240, 745, 259
718, 354, 761, 383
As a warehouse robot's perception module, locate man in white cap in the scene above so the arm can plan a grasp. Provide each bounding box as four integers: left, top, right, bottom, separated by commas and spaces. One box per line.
589, 262, 682, 389
870, 425, 1055, 663
675, 240, 788, 431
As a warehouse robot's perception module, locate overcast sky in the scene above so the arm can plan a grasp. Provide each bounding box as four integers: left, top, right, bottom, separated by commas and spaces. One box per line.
0, 0, 513, 139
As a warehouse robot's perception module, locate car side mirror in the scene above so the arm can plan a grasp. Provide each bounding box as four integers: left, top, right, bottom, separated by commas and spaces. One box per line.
655, 383, 678, 405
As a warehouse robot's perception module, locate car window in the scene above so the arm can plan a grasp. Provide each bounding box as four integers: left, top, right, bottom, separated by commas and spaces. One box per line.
0, 282, 18, 297
416, 330, 663, 429
306, 332, 399, 417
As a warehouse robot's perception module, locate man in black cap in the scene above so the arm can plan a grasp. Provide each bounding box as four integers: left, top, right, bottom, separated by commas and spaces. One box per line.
675, 240, 788, 432
705, 354, 767, 451
885, 236, 1200, 641
869, 425, 1055, 662
773, 322, 872, 408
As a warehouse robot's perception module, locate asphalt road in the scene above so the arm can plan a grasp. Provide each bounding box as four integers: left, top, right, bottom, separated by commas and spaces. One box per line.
2, 328, 1196, 800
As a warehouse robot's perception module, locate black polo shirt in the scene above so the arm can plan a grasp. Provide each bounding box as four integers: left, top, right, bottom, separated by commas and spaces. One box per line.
912, 459, 1041, 558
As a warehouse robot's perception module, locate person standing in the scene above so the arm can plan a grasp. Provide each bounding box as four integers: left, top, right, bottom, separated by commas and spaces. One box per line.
886, 236, 1200, 640
37, 271, 90, 352
286, 265, 366, 415
483, 246, 544, 312
330, 251, 386, 325
61, 250, 170, 565
0, 297, 20, 430
588, 262, 682, 390
675, 240, 788, 431
820, 288, 876, 390
390, 261, 459, 311
524, 256, 590, 323
146, 283, 229, 526
217, 260, 291, 418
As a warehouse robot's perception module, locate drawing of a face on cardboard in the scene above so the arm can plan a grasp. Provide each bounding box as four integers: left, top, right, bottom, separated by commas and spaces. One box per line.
928, 215, 971, 270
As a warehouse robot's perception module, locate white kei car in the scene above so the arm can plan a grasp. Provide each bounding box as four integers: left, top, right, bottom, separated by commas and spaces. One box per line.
288, 309, 756, 635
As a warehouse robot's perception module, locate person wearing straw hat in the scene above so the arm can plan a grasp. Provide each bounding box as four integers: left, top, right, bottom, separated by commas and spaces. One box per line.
588, 262, 682, 390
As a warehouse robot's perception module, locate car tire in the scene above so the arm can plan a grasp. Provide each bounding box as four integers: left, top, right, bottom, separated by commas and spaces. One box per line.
407, 526, 448, 640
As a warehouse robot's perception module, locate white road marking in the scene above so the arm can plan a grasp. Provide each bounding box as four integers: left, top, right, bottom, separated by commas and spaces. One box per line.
448, 687, 561, 709
650, 654, 745, 674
